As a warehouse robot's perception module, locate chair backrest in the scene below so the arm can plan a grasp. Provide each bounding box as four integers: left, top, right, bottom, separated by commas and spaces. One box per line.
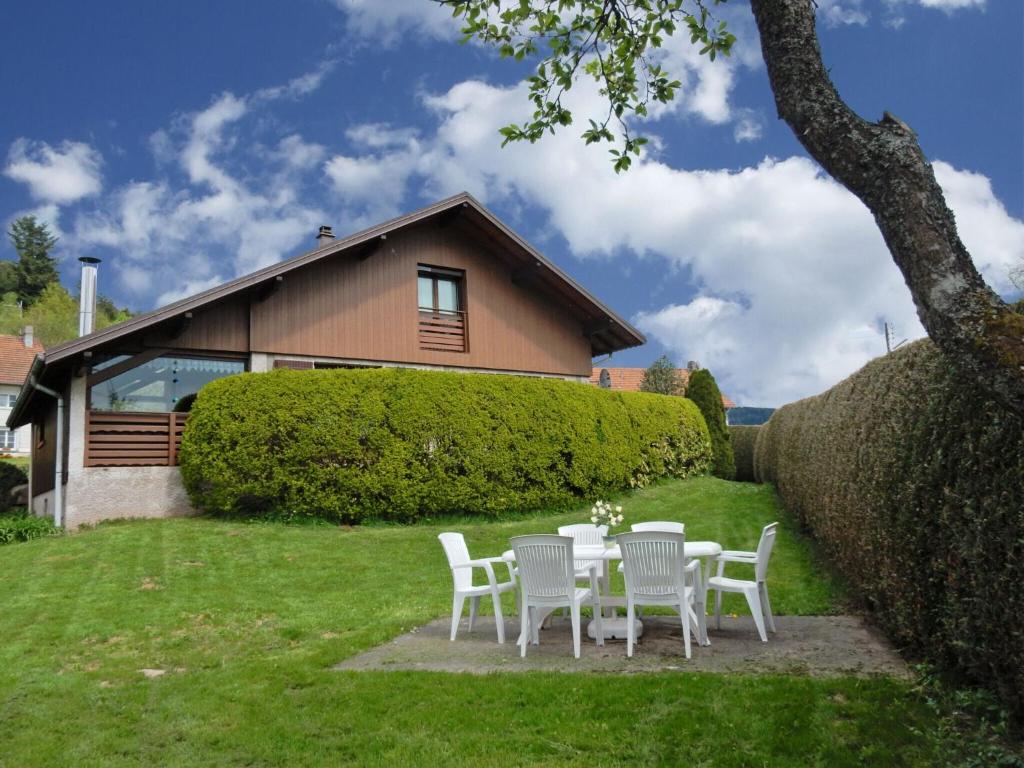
631, 521, 685, 534
510, 534, 575, 599
438, 532, 473, 591
755, 523, 779, 582
617, 531, 687, 598
557, 523, 608, 545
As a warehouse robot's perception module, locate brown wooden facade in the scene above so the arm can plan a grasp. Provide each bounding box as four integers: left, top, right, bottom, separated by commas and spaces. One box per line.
120, 224, 591, 376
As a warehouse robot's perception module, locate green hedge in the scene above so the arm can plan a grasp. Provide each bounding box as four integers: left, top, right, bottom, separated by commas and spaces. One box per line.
754, 340, 1024, 723
686, 369, 735, 480
729, 426, 759, 482
181, 368, 712, 522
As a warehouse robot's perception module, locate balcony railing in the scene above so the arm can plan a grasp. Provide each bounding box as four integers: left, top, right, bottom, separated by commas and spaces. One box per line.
418, 308, 468, 353
84, 411, 188, 467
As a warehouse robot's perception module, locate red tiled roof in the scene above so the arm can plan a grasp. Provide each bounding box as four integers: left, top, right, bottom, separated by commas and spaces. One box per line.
590, 367, 735, 409
0, 333, 42, 386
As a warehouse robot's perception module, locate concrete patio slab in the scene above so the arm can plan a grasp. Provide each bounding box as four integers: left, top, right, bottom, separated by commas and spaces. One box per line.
334, 614, 910, 678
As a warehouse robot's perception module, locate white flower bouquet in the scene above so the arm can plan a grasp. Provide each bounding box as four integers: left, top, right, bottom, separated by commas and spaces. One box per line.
590, 499, 624, 529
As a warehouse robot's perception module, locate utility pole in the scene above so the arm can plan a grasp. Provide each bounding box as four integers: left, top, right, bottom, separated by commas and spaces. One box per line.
884, 321, 907, 354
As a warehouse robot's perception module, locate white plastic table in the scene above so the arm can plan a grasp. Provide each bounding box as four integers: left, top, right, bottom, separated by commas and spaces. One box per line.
501, 541, 722, 645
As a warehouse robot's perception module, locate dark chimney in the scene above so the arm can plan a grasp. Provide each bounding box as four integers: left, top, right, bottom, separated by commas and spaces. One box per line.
316, 225, 335, 246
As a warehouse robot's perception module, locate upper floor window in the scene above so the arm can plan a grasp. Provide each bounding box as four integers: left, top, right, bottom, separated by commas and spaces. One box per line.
0, 393, 18, 408
417, 266, 463, 315
417, 265, 467, 353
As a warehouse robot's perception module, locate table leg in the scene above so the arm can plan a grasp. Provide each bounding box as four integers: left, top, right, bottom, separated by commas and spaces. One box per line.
602, 560, 617, 618
701, 557, 714, 645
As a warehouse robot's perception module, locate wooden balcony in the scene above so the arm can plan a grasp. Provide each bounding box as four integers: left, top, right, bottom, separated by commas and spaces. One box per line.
84, 411, 188, 467
418, 309, 468, 353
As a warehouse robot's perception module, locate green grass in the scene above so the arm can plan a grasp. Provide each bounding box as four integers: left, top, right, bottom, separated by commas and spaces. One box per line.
0, 455, 29, 470
0, 477, 946, 766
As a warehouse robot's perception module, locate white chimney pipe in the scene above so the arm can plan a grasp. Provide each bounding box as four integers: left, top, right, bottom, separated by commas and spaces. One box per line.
78, 257, 101, 337
22, 325, 33, 348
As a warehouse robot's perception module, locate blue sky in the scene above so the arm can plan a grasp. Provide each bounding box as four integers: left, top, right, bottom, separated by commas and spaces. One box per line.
1, 0, 1021, 406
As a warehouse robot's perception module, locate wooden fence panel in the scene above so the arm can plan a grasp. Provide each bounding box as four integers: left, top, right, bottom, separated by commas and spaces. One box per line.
85, 411, 188, 467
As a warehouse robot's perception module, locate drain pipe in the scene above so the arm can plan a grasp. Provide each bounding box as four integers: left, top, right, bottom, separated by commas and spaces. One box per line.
28, 375, 63, 528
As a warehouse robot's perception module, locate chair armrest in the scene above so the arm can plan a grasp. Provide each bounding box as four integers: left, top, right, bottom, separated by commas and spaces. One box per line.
452, 559, 499, 586
684, 559, 701, 573
716, 551, 758, 563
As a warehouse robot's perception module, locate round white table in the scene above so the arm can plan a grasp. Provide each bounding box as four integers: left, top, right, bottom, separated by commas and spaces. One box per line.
501, 541, 722, 645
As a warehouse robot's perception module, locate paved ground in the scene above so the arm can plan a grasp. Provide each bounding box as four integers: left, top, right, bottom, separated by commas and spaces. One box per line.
334, 613, 909, 678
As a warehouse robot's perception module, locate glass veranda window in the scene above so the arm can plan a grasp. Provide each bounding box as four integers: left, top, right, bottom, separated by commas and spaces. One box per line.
91, 356, 245, 412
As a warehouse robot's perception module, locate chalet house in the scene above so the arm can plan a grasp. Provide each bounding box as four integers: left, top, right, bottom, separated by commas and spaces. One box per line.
0, 329, 43, 455
7, 193, 644, 528
590, 367, 736, 409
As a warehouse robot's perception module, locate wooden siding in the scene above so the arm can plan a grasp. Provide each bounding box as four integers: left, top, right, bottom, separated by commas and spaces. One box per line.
84, 411, 188, 467
145, 296, 250, 352
31, 398, 58, 494
249, 223, 593, 376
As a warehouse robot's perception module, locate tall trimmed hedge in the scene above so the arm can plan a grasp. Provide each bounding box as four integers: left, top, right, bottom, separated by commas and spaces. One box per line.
729, 426, 759, 482
686, 369, 735, 480
181, 367, 712, 522
754, 340, 1024, 722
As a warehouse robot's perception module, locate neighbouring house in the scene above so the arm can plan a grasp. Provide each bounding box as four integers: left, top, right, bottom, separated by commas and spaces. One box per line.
7, 193, 644, 528
0, 328, 43, 455
590, 367, 736, 410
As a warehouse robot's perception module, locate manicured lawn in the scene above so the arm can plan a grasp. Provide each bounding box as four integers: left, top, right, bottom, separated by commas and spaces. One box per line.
0, 477, 945, 766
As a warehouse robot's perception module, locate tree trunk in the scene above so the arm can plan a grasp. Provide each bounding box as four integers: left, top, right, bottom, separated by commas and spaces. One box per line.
749, 0, 1024, 414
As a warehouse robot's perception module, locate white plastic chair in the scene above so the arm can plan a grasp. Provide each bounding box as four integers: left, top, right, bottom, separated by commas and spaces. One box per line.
621, 521, 701, 632
557, 523, 608, 577
510, 534, 603, 658
618, 530, 701, 658
707, 522, 779, 642
439, 532, 517, 644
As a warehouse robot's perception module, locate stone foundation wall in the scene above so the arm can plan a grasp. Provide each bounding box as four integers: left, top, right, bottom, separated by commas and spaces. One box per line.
62, 466, 195, 529
30, 489, 56, 520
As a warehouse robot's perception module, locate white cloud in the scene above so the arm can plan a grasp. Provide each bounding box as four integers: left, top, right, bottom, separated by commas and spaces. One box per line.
273, 134, 326, 171
253, 60, 336, 102
4, 139, 103, 204
74, 69, 332, 301
900, 0, 985, 10
323, 123, 426, 225
332, 0, 458, 44
321, 77, 1022, 407
733, 112, 763, 143
819, 0, 871, 26
156, 276, 225, 307
884, 0, 986, 27
933, 161, 1024, 295
346, 123, 420, 150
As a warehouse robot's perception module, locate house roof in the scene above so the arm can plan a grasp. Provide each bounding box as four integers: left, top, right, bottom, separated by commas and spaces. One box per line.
8, 193, 646, 428
0, 333, 43, 386
590, 367, 736, 409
